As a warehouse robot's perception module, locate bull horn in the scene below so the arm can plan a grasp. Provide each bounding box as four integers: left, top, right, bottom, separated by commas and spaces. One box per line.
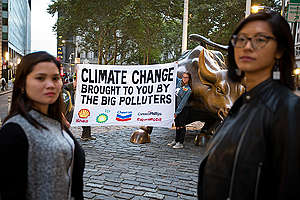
198, 49, 217, 83
189, 34, 228, 51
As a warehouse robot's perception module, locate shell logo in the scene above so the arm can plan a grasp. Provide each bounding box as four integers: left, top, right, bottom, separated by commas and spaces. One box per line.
78, 109, 90, 119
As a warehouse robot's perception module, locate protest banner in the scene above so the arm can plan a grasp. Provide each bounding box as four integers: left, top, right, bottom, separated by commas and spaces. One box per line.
71, 63, 177, 128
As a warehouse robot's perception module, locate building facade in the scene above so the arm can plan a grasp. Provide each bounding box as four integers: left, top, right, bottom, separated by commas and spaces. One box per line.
1, 0, 31, 81
285, 0, 300, 88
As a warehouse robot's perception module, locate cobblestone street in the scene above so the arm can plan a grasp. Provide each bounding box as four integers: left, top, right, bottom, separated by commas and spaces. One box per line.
70, 123, 205, 200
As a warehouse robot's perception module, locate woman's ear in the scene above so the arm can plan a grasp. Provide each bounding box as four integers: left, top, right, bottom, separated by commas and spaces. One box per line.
275, 48, 284, 60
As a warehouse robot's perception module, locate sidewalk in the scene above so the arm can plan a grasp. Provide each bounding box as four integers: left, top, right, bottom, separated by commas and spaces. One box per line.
70, 125, 205, 200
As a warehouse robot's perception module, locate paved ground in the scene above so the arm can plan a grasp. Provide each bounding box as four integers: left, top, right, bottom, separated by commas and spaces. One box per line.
1, 81, 299, 199
69, 88, 300, 200
70, 124, 205, 200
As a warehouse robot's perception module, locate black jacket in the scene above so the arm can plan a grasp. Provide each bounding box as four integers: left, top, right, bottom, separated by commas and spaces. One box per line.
63, 83, 76, 122
198, 78, 300, 200
0, 123, 85, 200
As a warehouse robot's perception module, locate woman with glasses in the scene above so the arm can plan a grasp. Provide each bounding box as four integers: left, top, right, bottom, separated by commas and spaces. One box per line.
168, 72, 192, 149
197, 12, 300, 199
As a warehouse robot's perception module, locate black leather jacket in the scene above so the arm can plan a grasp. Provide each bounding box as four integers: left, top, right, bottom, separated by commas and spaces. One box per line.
198, 78, 300, 200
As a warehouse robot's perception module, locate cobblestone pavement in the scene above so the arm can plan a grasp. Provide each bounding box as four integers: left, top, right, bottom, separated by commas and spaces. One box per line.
70, 123, 205, 200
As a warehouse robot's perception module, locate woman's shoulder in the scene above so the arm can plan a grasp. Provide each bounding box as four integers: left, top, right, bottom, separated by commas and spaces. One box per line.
0, 122, 27, 145
263, 83, 300, 113
273, 84, 299, 104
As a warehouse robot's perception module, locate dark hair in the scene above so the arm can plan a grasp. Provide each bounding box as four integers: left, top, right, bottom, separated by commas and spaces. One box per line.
227, 11, 295, 90
4, 51, 66, 129
182, 72, 192, 89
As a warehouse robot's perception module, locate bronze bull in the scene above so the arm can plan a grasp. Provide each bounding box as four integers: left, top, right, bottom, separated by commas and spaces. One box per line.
130, 34, 244, 145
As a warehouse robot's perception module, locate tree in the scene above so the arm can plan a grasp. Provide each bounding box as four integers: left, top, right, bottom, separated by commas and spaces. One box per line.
48, 0, 183, 65
187, 0, 281, 49
48, 0, 281, 65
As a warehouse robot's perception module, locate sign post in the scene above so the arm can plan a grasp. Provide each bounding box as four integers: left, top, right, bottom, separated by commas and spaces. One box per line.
245, 0, 251, 17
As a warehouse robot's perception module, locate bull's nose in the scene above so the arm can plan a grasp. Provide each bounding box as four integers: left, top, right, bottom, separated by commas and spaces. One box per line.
224, 107, 230, 115
217, 107, 230, 121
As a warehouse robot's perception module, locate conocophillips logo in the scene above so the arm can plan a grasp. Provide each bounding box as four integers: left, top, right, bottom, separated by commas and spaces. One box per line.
78, 109, 90, 119
138, 111, 162, 116
96, 113, 108, 123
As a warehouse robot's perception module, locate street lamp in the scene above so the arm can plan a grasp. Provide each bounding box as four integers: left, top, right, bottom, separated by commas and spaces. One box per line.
2, 52, 9, 82
250, 5, 273, 14
4, 52, 9, 62
59, 38, 76, 74
251, 5, 265, 14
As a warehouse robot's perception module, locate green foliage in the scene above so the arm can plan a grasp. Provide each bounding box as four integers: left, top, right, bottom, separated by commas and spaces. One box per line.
48, 0, 281, 65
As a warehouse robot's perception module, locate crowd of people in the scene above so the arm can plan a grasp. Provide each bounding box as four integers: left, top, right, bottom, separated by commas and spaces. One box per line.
0, 11, 299, 199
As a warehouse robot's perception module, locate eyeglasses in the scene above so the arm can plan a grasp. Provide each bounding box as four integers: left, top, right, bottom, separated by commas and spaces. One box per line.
231, 34, 276, 50
182, 76, 189, 79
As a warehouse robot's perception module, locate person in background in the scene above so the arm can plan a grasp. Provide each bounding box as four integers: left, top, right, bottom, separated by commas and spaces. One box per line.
0, 51, 85, 200
1, 77, 6, 91
197, 11, 300, 200
63, 71, 95, 141
168, 72, 192, 149
11, 74, 15, 84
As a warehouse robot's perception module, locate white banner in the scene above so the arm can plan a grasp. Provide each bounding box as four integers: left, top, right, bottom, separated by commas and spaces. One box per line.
71, 63, 177, 128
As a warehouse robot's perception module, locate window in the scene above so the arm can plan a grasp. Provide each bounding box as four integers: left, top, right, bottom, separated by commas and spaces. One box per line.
2, 18, 8, 25
2, 3, 8, 11
2, 11, 8, 18
2, 33, 8, 40
2, 25, 8, 33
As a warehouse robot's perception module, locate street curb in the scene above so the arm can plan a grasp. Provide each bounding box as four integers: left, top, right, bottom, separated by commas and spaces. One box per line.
0, 89, 12, 96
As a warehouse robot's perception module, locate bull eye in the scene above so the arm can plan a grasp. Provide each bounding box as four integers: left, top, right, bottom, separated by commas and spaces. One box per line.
204, 84, 212, 90
216, 86, 224, 94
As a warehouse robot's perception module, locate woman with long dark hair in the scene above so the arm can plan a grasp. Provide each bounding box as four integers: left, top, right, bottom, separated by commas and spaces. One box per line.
0, 51, 85, 200
198, 12, 300, 199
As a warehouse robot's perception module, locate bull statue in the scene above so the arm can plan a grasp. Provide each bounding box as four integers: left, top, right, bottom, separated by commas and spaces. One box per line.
130, 34, 245, 145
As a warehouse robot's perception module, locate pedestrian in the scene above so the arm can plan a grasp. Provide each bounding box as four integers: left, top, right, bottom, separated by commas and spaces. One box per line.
1, 77, 6, 91
197, 11, 300, 200
11, 73, 15, 84
63, 71, 95, 141
168, 72, 192, 149
0, 51, 85, 200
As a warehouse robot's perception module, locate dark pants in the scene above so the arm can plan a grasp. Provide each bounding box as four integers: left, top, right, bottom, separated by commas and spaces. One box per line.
82, 126, 91, 138
1, 84, 6, 91
175, 107, 189, 144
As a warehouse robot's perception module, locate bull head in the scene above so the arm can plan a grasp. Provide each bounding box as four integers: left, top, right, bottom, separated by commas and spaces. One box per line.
196, 48, 244, 120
